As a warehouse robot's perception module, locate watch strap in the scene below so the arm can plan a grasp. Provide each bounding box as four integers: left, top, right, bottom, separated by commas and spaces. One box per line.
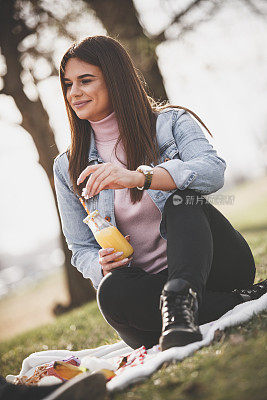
143, 170, 153, 190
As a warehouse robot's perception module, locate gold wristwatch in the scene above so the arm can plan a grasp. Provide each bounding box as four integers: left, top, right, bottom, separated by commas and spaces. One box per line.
136, 165, 154, 190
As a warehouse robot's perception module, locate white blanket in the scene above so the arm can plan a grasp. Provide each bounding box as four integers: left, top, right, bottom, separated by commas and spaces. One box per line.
6, 294, 267, 393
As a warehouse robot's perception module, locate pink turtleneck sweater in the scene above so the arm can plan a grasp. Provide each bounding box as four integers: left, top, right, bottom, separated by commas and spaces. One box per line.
89, 112, 168, 274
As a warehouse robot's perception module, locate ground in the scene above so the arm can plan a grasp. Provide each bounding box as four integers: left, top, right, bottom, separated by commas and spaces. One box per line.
0, 176, 266, 399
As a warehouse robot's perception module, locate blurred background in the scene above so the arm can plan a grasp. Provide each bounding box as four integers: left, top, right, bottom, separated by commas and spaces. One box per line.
0, 0, 267, 341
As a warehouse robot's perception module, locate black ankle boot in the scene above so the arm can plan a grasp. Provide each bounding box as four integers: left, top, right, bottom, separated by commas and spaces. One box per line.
159, 279, 203, 351
233, 279, 267, 302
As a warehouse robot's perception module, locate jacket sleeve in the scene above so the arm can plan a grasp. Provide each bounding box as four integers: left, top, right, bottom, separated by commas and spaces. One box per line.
156, 110, 226, 194
53, 157, 103, 290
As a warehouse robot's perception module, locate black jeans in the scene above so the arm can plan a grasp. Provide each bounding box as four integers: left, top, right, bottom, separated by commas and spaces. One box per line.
97, 189, 256, 349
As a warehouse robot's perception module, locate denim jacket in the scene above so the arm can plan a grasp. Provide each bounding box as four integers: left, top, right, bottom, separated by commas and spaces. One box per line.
53, 108, 226, 289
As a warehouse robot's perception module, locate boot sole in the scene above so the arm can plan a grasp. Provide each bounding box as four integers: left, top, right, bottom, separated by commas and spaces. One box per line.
159, 330, 203, 351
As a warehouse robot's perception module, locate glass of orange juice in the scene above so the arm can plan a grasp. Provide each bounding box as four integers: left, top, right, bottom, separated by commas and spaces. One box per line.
83, 210, 133, 260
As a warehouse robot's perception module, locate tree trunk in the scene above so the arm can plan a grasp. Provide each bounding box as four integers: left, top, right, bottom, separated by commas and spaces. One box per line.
85, 0, 168, 100
0, 0, 96, 311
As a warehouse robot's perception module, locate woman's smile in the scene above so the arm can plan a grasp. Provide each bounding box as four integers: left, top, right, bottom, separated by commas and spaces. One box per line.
73, 100, 92, 109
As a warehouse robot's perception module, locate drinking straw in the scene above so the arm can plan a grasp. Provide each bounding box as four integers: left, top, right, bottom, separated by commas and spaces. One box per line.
79, 197, 90, 215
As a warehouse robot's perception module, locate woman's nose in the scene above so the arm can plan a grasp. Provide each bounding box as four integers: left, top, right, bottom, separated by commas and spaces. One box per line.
69, 83, 82, 97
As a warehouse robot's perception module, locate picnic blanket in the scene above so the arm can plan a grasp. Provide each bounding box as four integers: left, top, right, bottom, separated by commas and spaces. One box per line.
6, 293, 267, 393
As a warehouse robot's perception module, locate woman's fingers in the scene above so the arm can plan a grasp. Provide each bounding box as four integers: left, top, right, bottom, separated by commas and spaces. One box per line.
98, 244, 133, 278
77, 164, 100, 185
99, 248, 114, 257
99, 247, 131, 259
99, 248, 127, 264
99, 247, 132, 274
79, 162, 140, 194
92, 175, 115, 196
104, 258, 130, 271
99, 251, 124, 264
85, 165, 110, 197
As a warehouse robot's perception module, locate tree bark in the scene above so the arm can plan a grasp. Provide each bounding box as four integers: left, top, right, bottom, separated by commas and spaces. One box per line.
84, 0, 168, 100
0, 0, 96, 310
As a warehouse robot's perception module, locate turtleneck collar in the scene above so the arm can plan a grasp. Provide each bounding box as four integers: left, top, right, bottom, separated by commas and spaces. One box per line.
88, 111, 119, 142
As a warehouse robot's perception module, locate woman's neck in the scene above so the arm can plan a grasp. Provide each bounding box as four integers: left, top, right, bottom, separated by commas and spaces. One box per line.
88, 111, 119, 142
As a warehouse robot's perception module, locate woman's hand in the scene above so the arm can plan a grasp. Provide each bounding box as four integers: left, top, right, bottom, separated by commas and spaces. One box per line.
99, 235, 133, 276
77, 162, 144, 198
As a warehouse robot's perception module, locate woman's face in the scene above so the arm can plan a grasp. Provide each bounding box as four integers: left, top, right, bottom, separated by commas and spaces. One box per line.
63, 58, 113, 122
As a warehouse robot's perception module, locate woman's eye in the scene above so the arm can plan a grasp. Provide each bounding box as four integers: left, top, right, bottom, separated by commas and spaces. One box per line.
64, 79, 92, 89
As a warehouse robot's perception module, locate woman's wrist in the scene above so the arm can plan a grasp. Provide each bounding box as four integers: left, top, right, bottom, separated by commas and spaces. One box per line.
132, 167, 176, 191
133, 170, 145, 189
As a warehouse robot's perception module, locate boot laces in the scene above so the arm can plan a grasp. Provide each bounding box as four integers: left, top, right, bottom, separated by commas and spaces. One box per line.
161, 291, 196, 330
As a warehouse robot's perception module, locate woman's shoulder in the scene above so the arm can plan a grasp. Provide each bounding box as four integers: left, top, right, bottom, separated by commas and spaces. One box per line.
155, 106, 189, 127
156, 106, 187, 121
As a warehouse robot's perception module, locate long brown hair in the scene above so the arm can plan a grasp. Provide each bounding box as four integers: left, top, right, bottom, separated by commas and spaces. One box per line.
59, 35, 212, 204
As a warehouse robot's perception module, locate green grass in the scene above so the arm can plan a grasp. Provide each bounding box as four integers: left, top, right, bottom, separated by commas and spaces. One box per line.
0, 181, 267, 400
0, 301, 119, 376
113, 312, 267, 400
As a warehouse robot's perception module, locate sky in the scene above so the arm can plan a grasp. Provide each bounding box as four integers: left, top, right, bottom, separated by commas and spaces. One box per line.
0, 0, 267, 256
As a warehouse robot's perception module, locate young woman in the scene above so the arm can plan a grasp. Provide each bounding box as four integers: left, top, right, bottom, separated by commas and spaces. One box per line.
54, 35, 266, 351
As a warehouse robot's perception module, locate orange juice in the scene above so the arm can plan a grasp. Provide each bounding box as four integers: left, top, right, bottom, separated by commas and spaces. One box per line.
94, 226, 133, 260
83, 210, 133, 260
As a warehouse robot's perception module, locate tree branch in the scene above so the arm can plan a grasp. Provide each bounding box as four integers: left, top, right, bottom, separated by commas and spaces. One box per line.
170, 1, 221, 41
153, 0, 208, 42
39, 8, 77, 41
242, 0, 267, 17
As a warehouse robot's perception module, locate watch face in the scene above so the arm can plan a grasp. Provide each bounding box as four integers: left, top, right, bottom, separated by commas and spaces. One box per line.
139, 165, 153, 174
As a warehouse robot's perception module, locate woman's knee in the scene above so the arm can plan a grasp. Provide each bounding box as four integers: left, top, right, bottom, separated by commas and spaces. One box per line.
97, 267, 134, 314
97, 271, 120, 311
162, 188, 208, 232
163, 188, 200, 218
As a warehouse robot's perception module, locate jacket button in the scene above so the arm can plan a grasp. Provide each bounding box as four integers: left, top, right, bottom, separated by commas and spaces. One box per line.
164, 157, 170, 162
105, 216, 111, 222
